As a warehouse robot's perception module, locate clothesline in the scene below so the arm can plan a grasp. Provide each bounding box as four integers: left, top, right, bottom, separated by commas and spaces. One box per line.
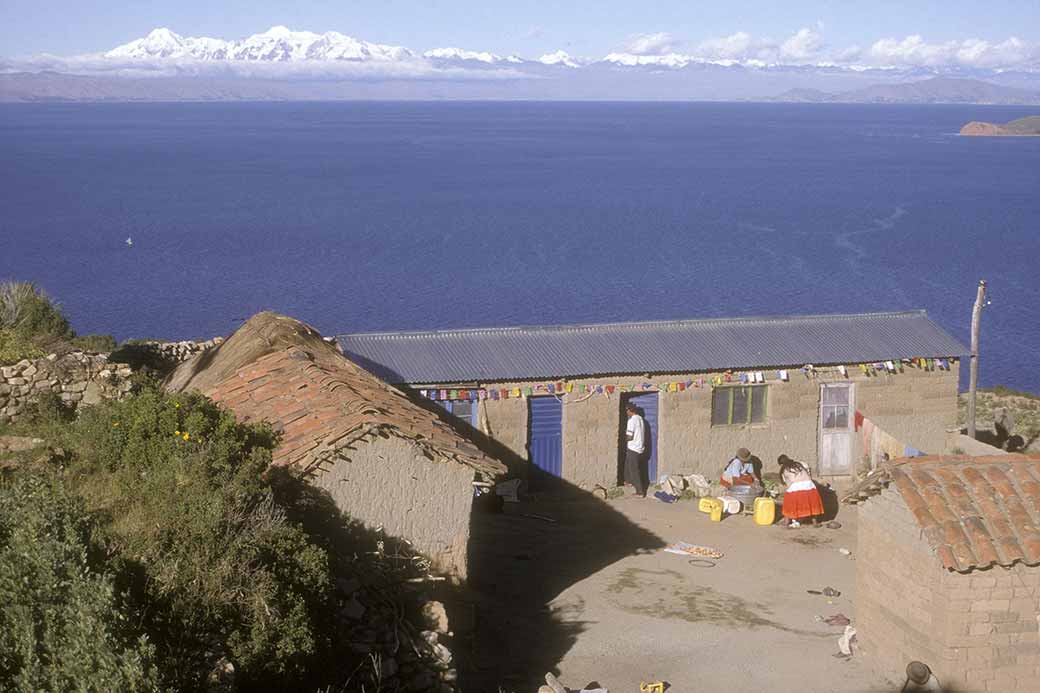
855, 410, 925, 471
415, 357, 956, 404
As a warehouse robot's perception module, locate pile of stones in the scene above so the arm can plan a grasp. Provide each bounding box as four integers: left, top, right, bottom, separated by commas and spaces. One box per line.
334, 576, 459, 693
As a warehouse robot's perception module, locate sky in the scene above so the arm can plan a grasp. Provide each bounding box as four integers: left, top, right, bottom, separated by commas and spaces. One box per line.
2, 0, 1039, 63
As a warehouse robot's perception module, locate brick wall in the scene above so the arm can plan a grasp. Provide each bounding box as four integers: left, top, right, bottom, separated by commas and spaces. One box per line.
447, 363, 958, 489
937, 562, 1040, 690
858, 488, 1040, 691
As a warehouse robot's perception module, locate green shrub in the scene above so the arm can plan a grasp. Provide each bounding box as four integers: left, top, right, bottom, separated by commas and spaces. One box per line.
0, 282, 116, 363
71, 333, 118, 353
24, 391, 77, 428
0, 281, 73, 343
0, 473, 159, 692
0, 328, 46, 365
60, 384, 337, 690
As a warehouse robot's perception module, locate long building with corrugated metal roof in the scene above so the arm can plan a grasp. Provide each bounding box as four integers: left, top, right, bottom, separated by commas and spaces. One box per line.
339, 310, 968, 490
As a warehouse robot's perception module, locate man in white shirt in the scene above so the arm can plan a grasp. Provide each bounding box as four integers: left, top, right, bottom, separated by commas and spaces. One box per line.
624, 402, 647, 497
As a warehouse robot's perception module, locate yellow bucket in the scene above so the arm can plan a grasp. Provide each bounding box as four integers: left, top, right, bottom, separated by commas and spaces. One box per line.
753, 497, 776, 526
699, 497, 723, 522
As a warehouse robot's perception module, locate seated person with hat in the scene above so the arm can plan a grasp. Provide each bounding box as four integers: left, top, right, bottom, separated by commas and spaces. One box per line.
721, 447, 759, 489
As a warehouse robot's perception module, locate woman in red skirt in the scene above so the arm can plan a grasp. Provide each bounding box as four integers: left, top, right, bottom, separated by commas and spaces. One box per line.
777, 454, 824, 527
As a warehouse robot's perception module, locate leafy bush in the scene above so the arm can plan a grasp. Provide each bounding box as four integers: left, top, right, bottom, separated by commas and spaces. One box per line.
24, 391, 77, 428
0, 282, 116, 363
0, 473, 159, 692
0, 281, 73, 343
71, 333, 118, 353
0, 328, 45, 365
58, 384, 337, 690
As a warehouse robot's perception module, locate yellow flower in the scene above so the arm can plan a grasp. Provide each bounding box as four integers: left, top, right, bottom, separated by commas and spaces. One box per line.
174, 403, 180, 408
175, 430, 180, 436
182, 432, 190, 441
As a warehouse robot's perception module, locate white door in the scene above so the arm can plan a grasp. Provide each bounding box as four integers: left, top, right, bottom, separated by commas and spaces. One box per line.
818, 383, 854, 476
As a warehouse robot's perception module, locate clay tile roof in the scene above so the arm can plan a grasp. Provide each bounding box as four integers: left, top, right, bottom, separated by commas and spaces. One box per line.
169, 312, 505, 480
861, 454, 1040, 572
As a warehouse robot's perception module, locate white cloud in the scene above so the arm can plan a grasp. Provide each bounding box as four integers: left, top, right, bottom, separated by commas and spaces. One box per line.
691, 27, 823, 64
780, 27, 824, 61
695, 31, 756, 60
867, 35, 1038, 69
623, 32, 679, 56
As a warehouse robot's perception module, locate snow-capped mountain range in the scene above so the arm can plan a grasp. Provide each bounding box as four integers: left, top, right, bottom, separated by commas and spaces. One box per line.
106, 27, 591, 70
106, 26, 416, 62
4, 26, 1039, 103
101, 27, 1036, 77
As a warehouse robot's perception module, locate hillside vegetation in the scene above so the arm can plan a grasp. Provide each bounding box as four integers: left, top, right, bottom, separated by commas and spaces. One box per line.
959, 387, 1040, 452
0, 281, 115, 364
1004, 116, 1040, 134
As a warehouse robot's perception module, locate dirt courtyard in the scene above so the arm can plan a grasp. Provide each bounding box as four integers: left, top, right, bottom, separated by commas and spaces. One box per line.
460, 492, 900, 692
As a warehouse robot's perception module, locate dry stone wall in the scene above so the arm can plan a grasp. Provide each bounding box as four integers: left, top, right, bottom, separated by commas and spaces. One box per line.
0, 338, 221, 425
126, 338, 223, 364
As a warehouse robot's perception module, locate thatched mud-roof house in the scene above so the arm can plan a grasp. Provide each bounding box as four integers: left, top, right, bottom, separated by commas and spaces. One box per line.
168, 312, 505, 577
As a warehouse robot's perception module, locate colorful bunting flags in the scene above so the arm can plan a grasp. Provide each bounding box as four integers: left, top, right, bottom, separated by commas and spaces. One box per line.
418, 356, 957, 405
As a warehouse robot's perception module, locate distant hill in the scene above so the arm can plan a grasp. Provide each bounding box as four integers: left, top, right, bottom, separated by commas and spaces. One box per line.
771, 77, 1040, 105
960, 115, 1040, 136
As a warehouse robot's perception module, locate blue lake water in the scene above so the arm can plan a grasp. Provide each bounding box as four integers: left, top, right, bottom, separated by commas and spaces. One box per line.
1, 101, 1038, 392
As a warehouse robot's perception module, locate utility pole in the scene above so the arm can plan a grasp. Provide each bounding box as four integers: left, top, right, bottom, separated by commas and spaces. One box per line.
966, 280, 987, 439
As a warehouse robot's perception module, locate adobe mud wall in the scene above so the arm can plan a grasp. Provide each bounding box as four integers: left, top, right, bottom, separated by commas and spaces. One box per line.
313, 435, 475, 578
449, 362, 959, 489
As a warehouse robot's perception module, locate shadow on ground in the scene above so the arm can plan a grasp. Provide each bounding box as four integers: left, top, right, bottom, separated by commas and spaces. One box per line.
452, 474, 666, 692
389, 392, 668, 690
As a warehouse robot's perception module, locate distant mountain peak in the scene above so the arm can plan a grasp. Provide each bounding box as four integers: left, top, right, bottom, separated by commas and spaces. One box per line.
106, 26, 413, 62
261, 25, 293, 38
767, 76, 1040, 104
538, 50, 582, 68
424, 47, 513, 64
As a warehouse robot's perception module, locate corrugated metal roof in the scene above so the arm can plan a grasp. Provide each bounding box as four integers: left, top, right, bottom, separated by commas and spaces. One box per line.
338, 310, 969, 385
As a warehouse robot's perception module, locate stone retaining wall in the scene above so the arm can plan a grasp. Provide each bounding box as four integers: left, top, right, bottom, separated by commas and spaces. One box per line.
0, 338, 221, 425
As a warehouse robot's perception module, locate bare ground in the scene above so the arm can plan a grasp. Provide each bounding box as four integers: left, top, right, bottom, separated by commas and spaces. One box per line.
457, 493, 897, 692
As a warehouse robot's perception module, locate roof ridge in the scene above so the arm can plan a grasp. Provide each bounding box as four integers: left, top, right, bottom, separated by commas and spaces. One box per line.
339, 309, 931, 341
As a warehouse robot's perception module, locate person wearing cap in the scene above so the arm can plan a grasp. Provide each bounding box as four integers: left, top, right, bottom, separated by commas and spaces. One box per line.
624, 402, 647, 497
901, 661, 941, 692
721, 447, 758, 488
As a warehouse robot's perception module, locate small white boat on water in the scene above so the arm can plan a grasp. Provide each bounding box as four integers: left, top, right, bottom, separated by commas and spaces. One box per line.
126, 236, 133, 247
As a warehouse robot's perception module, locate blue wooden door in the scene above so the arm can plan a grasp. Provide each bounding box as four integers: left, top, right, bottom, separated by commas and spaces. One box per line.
528, 396, 563, 478
626, 392, 659, 483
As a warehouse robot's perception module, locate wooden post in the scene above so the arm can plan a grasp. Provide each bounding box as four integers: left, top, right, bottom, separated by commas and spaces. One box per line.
966, 280, 987, 439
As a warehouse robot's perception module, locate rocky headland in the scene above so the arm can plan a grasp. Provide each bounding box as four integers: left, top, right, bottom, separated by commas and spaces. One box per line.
960, 115, 1040, 136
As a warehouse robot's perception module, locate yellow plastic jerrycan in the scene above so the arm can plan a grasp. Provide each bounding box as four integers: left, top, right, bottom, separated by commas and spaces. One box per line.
754, 496, 776, 526
699, 497, 723, 522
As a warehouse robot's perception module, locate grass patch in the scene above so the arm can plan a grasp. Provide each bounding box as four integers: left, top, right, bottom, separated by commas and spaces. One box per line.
0, 281, 116, 364
959, 386, 1040, 452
